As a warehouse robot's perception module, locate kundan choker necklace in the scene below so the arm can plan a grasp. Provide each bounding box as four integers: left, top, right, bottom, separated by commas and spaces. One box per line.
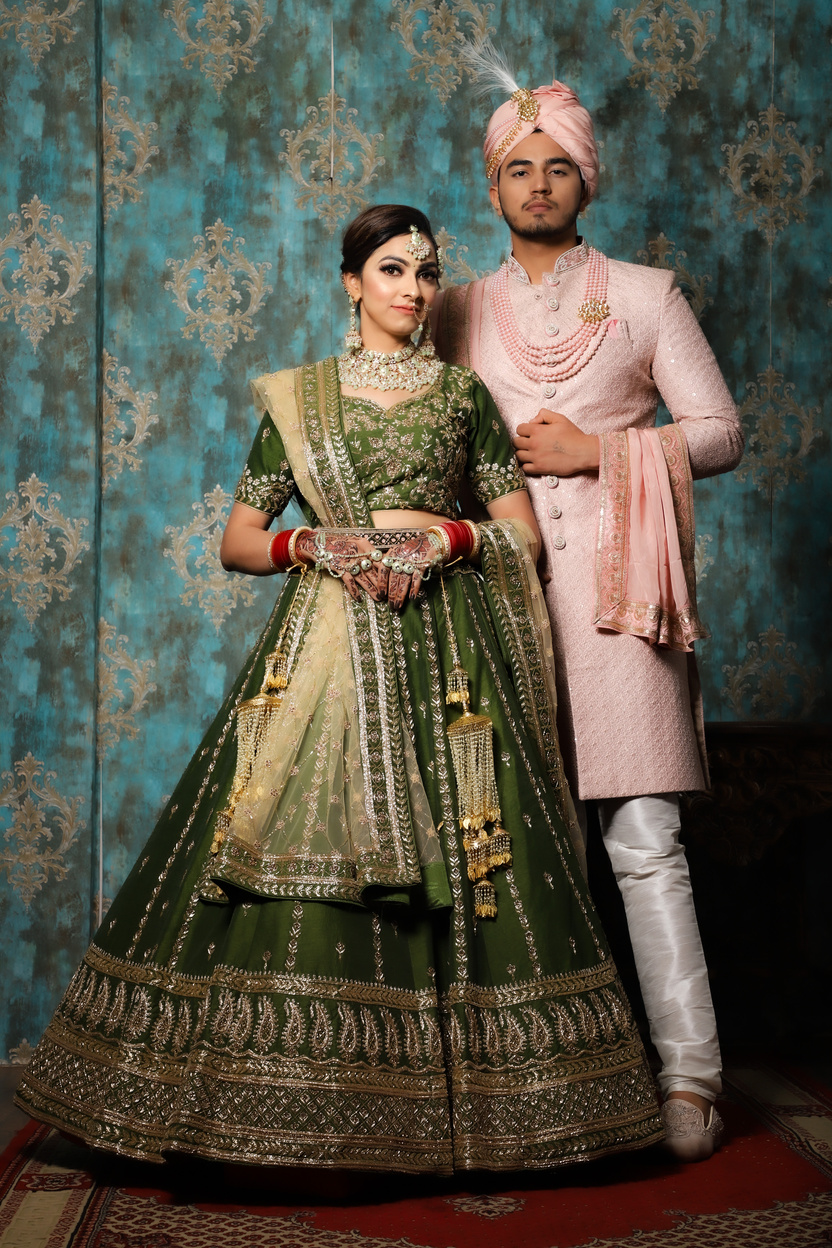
337, 338, 443, 391
490, 246, 611, 383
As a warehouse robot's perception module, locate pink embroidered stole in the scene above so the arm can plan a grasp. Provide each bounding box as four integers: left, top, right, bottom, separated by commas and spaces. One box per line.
595, 425, 706, 652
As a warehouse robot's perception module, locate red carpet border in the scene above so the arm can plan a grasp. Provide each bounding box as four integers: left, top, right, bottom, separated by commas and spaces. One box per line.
2, 1063, 831, 1248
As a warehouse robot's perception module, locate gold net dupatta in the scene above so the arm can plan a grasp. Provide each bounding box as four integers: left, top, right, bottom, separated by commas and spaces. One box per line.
441, 580, 510, 919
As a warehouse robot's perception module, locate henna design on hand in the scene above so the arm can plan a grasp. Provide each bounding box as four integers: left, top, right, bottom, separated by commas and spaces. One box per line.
294, 529, 442, 610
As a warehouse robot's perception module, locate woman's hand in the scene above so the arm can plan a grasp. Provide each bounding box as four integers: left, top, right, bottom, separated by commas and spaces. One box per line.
295, 530, 443, 609
383, 533, 442, 610
294, 531, 386, 603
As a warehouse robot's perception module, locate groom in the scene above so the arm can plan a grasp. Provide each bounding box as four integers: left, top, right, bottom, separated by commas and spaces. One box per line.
435, 72, 744, 1161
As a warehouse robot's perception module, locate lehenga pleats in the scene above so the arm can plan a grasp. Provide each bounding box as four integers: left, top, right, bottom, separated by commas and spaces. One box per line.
16, 565, 662, 1172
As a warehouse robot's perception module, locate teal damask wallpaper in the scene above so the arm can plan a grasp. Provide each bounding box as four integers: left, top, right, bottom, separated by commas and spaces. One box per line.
1, 0, 829, 1061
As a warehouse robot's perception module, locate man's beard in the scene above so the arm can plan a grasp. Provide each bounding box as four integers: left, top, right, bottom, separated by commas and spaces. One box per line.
499, 198, 580, 241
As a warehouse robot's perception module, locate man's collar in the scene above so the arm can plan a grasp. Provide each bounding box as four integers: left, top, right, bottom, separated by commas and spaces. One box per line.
506, 238, 590, 285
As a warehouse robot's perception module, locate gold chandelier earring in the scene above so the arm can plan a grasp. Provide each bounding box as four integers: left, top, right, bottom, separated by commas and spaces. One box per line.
345, 293, 362, 351
416, 304, 436, 355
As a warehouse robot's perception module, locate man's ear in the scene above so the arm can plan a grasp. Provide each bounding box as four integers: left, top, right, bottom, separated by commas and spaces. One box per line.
489, 184, 503, 217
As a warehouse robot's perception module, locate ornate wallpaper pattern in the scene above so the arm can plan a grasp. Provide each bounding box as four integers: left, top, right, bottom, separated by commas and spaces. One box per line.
0, 0, 829, 1060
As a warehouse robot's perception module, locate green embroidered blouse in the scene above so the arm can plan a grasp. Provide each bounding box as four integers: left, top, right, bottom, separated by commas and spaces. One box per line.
234, 364, 526, 520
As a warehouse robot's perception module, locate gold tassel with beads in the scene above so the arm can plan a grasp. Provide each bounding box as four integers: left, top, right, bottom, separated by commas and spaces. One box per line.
231, 655, 287, 786
210, 570, 305, 857
209, 653, 287, 856
462, 830, 491, 881
473, 880, 498, 919
440, 576, 512, 918
446, 709, 502, 831
487, 826, 512, 869
445, 663, 471, 706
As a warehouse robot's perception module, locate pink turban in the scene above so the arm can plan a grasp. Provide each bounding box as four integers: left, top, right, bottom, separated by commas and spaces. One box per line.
483, 81, 599, 200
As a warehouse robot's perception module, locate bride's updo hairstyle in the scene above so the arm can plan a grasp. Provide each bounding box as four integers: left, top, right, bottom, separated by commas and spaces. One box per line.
341, 204, 438, 277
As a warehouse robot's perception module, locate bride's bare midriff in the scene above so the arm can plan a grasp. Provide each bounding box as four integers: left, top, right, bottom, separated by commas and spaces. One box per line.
370, 509, 448, 529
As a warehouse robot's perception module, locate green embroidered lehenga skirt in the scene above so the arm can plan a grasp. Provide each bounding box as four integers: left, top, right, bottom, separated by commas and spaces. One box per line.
17, 531, 663, 1172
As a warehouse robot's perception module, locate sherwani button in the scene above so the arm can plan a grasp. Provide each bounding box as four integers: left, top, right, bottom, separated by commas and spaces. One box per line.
546, 475, 559, 488
548, 505, 562, 519
543, 383, 557, 398
547, 298, 559, 310
552, 534, 566, 549
545, 323, 559, 335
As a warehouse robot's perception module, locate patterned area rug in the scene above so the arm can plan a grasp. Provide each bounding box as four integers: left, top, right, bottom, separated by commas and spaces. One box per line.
2, 1063, 831, 1248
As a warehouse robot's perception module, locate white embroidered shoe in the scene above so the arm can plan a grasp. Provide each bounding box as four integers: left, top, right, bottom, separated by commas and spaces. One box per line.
660, 1099, 724, 1162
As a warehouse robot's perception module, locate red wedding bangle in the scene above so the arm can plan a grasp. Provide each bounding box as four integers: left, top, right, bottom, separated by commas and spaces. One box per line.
267, 530, 293, 571
268, 527, 312, 572
435, 520, 477, 562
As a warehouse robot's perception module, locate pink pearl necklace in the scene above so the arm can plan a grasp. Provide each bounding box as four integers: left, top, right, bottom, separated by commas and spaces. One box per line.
490, 247, 611, 383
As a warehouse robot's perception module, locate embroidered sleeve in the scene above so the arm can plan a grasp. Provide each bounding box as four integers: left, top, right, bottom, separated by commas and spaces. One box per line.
234, 412, 296, 515
465, 378, 527, 504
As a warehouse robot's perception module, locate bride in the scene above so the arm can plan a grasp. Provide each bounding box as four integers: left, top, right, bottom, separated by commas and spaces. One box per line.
17, 203, 662, 1173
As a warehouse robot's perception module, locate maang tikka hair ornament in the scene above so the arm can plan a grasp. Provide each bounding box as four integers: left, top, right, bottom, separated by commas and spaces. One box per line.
406, 224, 431, 261
407, 224, 444, 275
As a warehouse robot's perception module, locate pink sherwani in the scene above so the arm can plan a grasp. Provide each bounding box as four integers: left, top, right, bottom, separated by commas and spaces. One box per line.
436, 242, 743, 801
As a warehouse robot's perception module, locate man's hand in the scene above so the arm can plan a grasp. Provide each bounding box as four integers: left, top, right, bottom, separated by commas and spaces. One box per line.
513, 409, 600, 476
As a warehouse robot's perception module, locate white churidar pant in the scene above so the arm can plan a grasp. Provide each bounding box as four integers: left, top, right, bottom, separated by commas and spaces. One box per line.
577, 793, 722, 1102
